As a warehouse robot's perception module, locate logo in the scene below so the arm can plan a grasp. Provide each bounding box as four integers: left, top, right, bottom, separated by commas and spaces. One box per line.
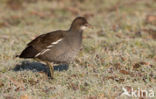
121, 87, 155, 98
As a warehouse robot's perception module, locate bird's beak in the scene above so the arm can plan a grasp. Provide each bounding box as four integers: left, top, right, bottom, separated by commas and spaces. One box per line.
86, 23, 93, 29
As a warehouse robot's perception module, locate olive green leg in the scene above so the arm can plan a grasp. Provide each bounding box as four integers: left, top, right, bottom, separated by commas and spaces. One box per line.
35, 58, 41, 62
46, 62, 54, 79
35, 58, 54, 78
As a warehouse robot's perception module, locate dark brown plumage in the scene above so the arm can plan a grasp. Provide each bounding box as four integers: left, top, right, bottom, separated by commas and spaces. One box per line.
17, 17, 91, 78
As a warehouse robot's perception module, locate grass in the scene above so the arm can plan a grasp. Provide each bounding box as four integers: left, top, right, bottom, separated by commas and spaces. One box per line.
0, 0, 156, 98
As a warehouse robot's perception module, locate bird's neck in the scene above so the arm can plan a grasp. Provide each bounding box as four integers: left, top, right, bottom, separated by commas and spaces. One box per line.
66, 29, 83, 47
68, 29, 83, 37
69, 23, 82, 32
68, 25, 83, 35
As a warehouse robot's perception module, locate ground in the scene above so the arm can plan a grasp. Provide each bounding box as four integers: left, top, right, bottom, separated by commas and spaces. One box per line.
0, 0, 156, 98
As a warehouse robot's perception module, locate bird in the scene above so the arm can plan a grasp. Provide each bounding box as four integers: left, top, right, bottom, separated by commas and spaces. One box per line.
17, 17, 92, 79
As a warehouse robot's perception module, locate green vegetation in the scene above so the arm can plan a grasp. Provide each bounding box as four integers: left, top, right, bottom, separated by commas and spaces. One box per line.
0, 0, 155, 98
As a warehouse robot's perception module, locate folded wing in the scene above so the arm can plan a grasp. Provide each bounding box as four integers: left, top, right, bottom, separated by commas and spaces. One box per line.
19, 30, 64, 58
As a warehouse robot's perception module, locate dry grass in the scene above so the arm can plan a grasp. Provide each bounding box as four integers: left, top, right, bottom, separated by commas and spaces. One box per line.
0, 0, 156, 98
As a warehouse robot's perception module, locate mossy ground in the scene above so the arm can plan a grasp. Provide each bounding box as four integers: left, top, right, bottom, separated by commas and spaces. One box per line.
0, 0, 156, 98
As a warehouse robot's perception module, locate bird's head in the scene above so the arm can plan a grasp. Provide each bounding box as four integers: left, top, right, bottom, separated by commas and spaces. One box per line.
70, 17, 92, 31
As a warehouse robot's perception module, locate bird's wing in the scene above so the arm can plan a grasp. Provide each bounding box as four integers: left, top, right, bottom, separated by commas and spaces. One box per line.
19, 30, 65, 58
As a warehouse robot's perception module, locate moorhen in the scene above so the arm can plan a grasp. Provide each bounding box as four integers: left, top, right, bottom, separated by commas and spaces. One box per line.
17, 17, 92, 78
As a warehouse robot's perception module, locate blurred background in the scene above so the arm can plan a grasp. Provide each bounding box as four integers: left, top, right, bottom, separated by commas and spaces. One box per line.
0, 0, 155, 31
0, 0, 156, 98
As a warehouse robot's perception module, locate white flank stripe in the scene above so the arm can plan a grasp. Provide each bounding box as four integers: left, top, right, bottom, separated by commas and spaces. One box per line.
41, 49, 50, 55
35, 53, 41, 57
35, 49, 51, 57
52, 39, 62, 44
47, 45, 53, 48
35, 38, 63, 57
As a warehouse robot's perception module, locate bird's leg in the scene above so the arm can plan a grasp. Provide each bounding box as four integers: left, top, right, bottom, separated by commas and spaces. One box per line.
35, 58, 41, 62
35, 58, 54, 78
46, 62, 54, 79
